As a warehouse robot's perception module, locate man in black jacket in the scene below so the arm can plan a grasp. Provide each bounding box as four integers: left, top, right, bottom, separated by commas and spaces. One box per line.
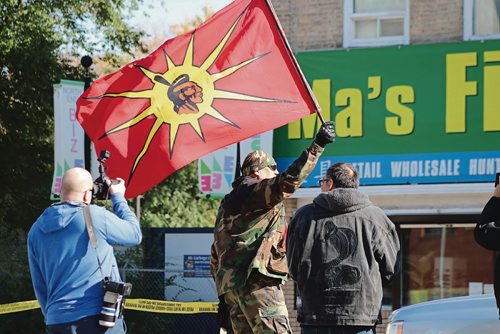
286, 162, 400, 334
474, 179, 500, 313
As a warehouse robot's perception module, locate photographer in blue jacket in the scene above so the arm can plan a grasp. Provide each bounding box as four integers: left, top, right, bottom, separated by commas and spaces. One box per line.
28, 167, 142, 333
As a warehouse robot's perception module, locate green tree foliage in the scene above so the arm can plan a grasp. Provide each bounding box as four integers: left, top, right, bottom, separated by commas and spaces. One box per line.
0, 1, 145, 331
140, 162, 220, 228
0, 0, 221, 329
0, 0, 145, 231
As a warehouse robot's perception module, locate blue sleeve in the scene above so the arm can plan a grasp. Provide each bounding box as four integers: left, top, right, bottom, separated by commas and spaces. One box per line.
27, 236, 47, 316
92, 193, 142, 246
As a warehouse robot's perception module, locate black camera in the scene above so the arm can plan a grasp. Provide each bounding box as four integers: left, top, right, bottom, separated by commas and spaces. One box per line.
93, 150, 118, 200
99, 277, 132, 328
102, 276, 132, 296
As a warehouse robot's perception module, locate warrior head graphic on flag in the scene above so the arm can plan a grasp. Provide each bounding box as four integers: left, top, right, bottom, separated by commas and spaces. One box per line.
77, 0, 319, 198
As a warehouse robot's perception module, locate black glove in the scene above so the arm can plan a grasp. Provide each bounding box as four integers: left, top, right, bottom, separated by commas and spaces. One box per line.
314, 121, 335, 147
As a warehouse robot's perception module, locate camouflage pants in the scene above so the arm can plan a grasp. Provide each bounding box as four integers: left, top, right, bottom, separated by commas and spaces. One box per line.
224, 272, 292, 334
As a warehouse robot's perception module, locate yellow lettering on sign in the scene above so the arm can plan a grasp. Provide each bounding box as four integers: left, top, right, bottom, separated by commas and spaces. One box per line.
368, 76, 381, 100
445, 52, 477, 133
288, 79, 331, 139
484, 51, 500, 132
386, 85, 415, 135
335, 88, 363, 137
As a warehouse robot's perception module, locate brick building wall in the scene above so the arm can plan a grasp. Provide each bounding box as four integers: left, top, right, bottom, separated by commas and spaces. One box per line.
273, 1, 469, 332
410, 0, 463, 44
272, 0, 343, 51
273, 0, 464, 51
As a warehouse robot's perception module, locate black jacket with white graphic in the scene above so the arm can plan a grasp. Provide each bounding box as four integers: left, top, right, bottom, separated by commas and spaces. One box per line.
287, 188, 400, 326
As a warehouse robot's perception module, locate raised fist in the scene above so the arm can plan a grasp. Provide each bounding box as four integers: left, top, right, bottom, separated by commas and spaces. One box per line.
314, 121, 336, 147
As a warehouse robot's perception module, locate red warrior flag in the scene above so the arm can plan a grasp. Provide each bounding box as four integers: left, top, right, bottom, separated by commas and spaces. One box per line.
77, 0, 319, 198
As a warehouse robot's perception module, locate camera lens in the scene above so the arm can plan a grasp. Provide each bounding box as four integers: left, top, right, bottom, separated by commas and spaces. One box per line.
99, 291, 121, 327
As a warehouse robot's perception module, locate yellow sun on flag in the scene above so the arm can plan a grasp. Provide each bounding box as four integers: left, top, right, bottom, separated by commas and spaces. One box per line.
97, 14, 280, 178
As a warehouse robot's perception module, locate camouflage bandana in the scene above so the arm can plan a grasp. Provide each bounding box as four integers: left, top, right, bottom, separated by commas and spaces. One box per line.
241, 150, 277, 176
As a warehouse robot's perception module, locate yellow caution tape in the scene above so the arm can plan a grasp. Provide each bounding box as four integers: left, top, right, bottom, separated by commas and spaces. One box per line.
125, 299, 218, 314
0, 300, 40, 314
0, 299, 218, 315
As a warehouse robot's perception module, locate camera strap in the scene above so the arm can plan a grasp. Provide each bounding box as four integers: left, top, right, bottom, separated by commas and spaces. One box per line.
83, 206, 105, 278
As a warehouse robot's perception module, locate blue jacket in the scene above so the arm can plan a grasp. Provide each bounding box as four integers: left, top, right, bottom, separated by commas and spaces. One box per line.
27, 193, 142, 325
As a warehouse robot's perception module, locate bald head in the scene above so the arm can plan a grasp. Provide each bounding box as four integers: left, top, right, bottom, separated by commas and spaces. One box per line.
60, 168, 94, 202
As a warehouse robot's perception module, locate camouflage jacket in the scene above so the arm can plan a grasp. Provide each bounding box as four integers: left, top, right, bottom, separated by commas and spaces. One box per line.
210, 142, 324, 296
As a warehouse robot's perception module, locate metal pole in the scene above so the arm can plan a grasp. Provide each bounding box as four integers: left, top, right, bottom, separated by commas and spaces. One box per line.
81, 55, 92, 172
439, 226, 447, 299
234, 142, 241, 180
136, 195, 142, 222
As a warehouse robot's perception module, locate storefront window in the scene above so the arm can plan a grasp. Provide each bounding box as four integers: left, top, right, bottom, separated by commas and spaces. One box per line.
400, 224, 495, 306
344, 0, 409, 47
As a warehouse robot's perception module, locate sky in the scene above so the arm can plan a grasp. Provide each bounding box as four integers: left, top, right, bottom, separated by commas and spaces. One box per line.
128, 0, 233, 39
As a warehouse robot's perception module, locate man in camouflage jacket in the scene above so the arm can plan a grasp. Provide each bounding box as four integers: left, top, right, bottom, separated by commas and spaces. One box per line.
211, 121, 335, 334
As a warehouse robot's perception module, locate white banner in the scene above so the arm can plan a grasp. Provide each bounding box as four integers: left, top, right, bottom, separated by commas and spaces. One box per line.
51, 80, 85, 199
198, 131, 273, 197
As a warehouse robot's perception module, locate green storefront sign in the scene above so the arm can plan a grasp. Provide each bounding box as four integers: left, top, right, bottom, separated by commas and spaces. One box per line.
274, 40, 500, 187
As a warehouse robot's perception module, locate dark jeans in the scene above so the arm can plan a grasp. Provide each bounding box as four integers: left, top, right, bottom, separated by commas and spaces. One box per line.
301, 325, 375, 334
46, 315, 126, 334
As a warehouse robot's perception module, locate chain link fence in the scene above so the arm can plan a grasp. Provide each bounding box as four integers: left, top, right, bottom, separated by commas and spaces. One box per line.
120, 268, 219, 334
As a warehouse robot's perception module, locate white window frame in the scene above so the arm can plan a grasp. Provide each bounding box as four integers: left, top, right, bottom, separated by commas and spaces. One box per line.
343, 0, 410, 48
463, 0, 500, 40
